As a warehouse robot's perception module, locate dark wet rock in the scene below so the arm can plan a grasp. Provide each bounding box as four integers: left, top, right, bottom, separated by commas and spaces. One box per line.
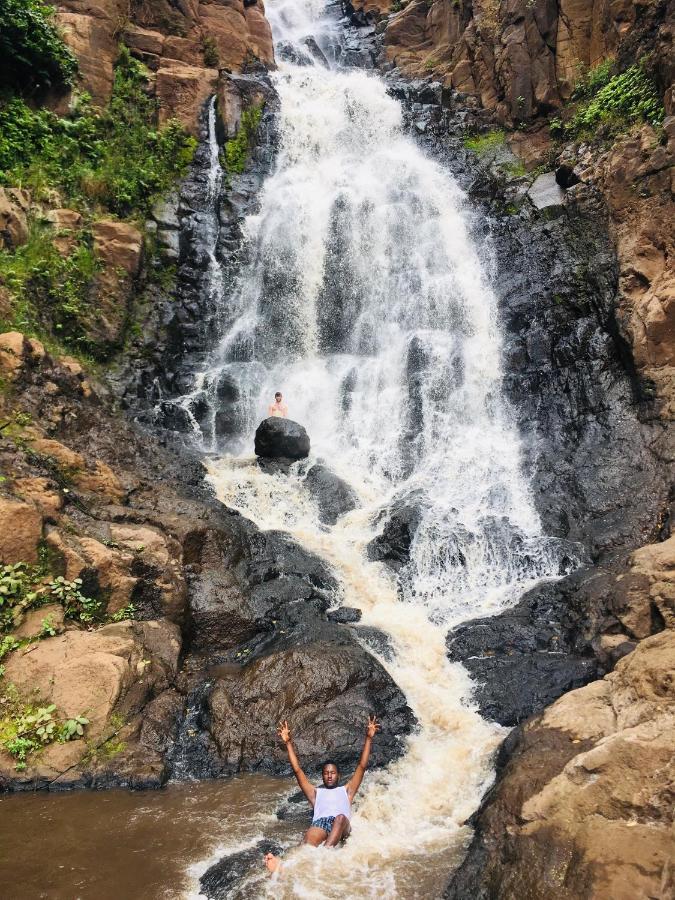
187, 525, 338, 655
255, 456, 296, 475
305, 463, 359, 525
367, 491, 427, 571
200, 839, 282, 900
254, 417, 310, 460
207, 635, 414, 773
327, 606, 362, 624
445, 563, 632, 725
276, 789, 311, 825
353, 625, 394, 661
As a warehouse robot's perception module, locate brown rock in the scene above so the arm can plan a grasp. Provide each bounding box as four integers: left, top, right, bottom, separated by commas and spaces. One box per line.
53, 0, 131, 99
45, 208, 83, 256
446, 631, 675, 900
156, 59, 219, 134
0, 497, 43, 564
1, 619, 181, 784
0, 188, 30, 249
0, 332, 46, 380
13, 603, 65, 639
30, 436, 125, 501
12, 477, 64, 519
92, 220, 142, 277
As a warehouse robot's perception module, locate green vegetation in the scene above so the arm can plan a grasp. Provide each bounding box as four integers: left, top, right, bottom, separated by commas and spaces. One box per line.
0, 221, 100, 348
463, 129, 506, 155
223, 104, 264, 174
551, 60, 664, 140
109, 603, 136, 622
0, 0, 77, 94
202, 36, 220, 68
0, 44, 197, 355
0, 682, 89, 770
0, 561, 103, 633
0, 47, 197, 217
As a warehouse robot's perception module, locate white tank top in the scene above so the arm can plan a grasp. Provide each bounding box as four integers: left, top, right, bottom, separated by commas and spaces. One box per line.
313, 786, 351, 820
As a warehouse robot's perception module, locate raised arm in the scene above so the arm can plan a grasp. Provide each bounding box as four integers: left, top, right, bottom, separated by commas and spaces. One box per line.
346, 715, 380, 801
278, 720, 316, 806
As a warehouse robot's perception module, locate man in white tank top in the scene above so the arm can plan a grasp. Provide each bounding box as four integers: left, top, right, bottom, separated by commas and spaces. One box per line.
264, 715, 380, 874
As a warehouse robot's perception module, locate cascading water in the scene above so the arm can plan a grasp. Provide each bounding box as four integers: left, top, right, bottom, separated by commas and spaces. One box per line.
177, 1, 576, 896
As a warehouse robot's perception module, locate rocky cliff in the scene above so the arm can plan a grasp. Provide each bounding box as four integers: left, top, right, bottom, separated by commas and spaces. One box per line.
49, 0, 274, 132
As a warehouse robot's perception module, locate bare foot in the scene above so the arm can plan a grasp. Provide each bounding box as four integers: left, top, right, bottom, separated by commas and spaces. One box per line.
264, 852, 282, 874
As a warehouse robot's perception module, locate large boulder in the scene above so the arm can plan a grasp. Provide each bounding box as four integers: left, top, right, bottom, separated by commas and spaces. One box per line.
206, 635, 415, 773
304, 463, 359, 525
187, 525, 337, 655
445, 630, 675, 900
0, 619, 182, 789
254, 417, 310, 460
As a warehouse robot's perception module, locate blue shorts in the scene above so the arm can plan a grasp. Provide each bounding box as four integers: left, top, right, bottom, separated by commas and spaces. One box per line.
311, 816, 336, 833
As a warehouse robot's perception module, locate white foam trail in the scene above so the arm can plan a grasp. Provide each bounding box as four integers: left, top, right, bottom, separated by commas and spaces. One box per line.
207, 462, 504, 898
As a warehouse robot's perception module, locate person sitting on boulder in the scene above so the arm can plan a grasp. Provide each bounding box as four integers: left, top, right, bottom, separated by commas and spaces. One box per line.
264, 715, 380, 874
268, 391, 288, 418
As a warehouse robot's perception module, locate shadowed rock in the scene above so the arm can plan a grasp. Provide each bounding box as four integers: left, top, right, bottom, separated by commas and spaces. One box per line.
254, 417, 310, 460
305, 463, 359, 525
200, 839, 282, 899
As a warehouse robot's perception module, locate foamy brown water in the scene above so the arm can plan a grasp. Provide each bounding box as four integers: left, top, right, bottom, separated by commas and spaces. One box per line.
204, 459, 504, 898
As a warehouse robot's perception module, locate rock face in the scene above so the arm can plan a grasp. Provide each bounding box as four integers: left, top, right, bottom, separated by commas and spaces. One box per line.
445, 630, 675, 900
254, 417, 311, 460
207, 636, 413, 773
304, 463, 359, 525
383, 0, 673, 125
367, 491, 426, 571
52, 0, 275, 133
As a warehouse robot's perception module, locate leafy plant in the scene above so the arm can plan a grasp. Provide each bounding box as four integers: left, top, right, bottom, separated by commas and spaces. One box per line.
0, 635, 20, 661
0, 0, 78, 94
0, 683, 89, 770
571, 58, 614, 102
223, 103, 264, 174
60, 715, 89, 740
47, 576, 101, 623
39, 615, 56, 638
562, 61, 664, 139
109, 603, 135, 622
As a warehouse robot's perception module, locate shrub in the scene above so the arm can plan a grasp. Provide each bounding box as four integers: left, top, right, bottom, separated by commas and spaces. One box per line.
0, 0, 77, 93
564, 61, 664, 138
0, 45, 197, 217
223, 103, 264, 174
0, 221, 100, 350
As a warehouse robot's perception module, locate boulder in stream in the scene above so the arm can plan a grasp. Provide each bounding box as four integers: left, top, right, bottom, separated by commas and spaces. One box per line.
254, 417, 310, 460
305, 463, 359, 525
200, 839, 282, 899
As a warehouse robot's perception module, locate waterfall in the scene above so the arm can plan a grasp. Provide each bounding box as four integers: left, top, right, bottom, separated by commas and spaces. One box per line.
182, 1, 575, 895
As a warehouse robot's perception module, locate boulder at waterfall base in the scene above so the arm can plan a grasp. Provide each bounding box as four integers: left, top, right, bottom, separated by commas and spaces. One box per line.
305, 463, 359, 524
254, 417, 310, 460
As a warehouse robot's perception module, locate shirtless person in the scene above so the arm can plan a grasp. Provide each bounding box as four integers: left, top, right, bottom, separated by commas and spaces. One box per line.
264, 715, 381, 873
268, 391, 288, 418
